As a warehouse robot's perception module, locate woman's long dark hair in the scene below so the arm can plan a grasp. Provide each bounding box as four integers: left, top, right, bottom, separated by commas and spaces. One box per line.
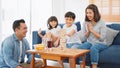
85, 4, 101, 22
47, 16, 58, 30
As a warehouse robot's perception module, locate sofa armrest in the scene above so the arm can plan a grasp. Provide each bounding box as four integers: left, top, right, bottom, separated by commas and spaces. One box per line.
99, 45, 120, 64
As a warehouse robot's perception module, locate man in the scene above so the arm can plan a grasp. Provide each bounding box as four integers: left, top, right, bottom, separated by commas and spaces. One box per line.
0, 19, 42, 68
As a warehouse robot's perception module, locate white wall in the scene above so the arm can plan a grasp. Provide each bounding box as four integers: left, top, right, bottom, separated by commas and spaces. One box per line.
0, 0, 2, 44
52, 0, 65, 23
52, 0, 89, 25
0, 0, 53, 47
1, 0, 31, 42
31, 0, 52, 31
65, 0, 89, 24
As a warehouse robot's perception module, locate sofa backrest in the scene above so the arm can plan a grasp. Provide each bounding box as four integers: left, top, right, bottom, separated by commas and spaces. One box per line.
32, 31, 46, 45
107, 24, 120, 45
32, 21, 81, 45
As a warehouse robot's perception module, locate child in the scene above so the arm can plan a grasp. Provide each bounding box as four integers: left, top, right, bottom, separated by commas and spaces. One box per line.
38, 16, 61, 47
63, 11, 81, 48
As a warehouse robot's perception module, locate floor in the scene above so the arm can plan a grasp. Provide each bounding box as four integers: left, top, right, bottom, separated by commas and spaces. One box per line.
46, 60, 90, 68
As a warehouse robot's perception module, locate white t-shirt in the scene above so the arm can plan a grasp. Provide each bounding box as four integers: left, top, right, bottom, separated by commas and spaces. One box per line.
46, 26, 61, 37
63, 24, 77, 42
19, 41, 22, 63
63, 24, 77, 34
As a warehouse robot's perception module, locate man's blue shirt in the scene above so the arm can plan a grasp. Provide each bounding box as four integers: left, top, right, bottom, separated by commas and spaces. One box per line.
0, 33, 32, 68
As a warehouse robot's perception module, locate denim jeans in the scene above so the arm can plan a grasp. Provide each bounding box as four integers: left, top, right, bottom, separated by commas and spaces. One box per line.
66, 43, 81, 49
79, 42, 108, 64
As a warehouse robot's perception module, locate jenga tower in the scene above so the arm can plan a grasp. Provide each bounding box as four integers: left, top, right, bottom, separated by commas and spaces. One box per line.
59, 29, 66, 48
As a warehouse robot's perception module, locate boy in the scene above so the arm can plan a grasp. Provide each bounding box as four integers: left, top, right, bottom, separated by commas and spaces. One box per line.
63, 11, 81, 48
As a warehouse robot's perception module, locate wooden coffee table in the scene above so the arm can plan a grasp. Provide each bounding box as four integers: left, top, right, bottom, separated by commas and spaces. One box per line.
27, 48, 90, 68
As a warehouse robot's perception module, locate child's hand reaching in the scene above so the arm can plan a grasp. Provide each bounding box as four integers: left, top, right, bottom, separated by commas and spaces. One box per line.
54, 41, 59, 47
38, 28, 42, 34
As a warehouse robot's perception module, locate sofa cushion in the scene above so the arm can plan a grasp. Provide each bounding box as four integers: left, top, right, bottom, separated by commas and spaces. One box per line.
106, 27, 119, 46
99, 45, 120, 64
107, 24, 120, 45
59, 21, 81, 31
112, 32, 120, 45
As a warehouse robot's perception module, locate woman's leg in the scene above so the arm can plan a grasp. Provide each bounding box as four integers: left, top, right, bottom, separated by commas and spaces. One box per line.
90, 44, 108, 68
79, 42, 92, 49
79, 42, 92, 68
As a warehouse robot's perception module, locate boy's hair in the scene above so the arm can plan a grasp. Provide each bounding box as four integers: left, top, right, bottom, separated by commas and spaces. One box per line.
85, 4, 101, 22
65, 11, 76, 20
47, 16, 58, 30
13, 19, 25, 32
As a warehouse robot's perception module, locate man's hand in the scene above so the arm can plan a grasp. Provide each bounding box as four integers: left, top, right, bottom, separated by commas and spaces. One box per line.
35, 60, 42, 63
16, 66, 22, 68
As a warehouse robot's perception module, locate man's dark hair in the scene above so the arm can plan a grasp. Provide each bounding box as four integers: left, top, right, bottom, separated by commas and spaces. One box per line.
47, 16, 58, 30
13, 19, 25, 32
65, 11, 76, 20
85, 4, 101, 22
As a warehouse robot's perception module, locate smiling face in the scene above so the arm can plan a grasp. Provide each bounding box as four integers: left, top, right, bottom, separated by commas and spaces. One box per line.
65, 17, 74, 27
16, 23, 27, 40
86, 9, 94, 21
85, 4, 101, 22
49, 21, 57, 28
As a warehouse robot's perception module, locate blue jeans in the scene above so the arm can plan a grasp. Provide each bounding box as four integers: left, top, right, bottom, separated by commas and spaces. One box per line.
66, 43, 81, 49
79, 42, 108, 64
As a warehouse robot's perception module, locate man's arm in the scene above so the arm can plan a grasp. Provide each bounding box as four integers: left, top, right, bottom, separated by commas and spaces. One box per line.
24, 39, 32, 64
2, 41, 20, 68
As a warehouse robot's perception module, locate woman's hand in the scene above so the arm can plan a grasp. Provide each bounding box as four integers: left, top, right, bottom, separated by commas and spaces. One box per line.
87, 23, 101, 39
87, 23, 93, 32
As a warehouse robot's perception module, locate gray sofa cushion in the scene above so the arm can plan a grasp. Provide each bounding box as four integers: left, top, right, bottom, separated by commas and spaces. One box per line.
106, 27, 119, 46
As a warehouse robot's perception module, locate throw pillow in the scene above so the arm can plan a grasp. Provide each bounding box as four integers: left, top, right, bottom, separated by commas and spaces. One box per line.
106, 27, 119, 46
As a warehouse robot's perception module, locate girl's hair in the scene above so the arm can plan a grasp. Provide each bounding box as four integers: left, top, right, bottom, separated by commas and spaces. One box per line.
85, 4, 101, 22
47, 16, 58, 30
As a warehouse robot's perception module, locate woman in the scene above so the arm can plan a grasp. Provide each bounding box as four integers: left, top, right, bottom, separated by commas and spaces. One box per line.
79, 4, 108, 68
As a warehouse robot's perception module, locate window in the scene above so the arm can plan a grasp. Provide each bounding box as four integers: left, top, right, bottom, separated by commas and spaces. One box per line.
90, 0, 120, 22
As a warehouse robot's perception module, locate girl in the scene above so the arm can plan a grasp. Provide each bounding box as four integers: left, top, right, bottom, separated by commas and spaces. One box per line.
38, 16, 61, 47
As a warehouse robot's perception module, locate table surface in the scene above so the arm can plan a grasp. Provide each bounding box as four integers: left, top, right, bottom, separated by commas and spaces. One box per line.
27, 47, 90, 58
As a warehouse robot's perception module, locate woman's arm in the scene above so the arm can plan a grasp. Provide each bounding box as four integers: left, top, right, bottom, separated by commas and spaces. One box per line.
87, 23, 101, 39
85, 31, 90, 37
90, 29, 101, 38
